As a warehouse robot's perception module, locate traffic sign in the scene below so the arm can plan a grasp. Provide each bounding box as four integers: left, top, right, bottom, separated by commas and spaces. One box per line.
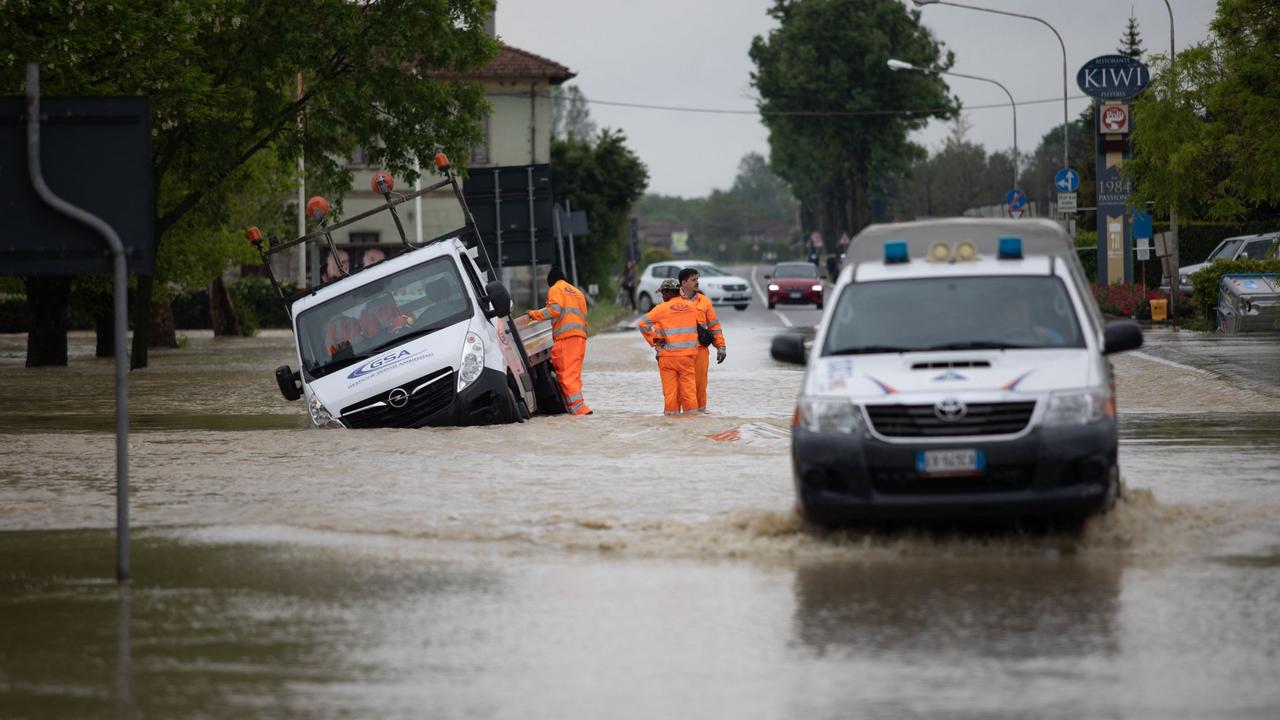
1135, 236, 1151, 261
1057, 192, 1077, 213
1005, 189, 1027, 219
1132, 210, 1153, 239
1055, 167, 1080, 193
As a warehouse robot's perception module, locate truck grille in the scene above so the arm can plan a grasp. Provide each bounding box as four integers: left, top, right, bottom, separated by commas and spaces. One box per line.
339, 367, 455, 428
866, 401, 1035, 437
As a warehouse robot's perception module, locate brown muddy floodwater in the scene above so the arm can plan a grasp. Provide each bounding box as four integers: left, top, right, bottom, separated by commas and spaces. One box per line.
2, 313, 1279, 719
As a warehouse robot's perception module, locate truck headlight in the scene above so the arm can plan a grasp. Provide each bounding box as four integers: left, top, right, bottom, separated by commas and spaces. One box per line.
1043, 389, 1111, 426
308, 396, 345, 429
458, 332, 484, 391
796, 396, 866, 435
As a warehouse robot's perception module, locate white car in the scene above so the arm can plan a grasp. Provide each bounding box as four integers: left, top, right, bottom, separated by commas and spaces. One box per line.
1161, 231, 1278, 296
634, 260, 752, 312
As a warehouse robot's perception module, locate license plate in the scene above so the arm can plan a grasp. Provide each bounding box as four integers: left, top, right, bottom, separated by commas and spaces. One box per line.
790, 292, 802, 299
916, 449, 985, 477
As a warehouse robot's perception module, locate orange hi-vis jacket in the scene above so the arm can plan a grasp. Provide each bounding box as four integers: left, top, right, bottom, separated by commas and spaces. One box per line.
639, 297, 700, 357
529, 280, 589, 340
689, 292, 726, 350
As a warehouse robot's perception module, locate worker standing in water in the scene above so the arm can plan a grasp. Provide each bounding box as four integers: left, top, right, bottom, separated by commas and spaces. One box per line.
678, 267, 727, 413
638, 278, 699, 415
529, 267, 592, 415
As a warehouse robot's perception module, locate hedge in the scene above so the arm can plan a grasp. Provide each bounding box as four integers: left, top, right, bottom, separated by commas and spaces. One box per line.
1188, 258, 1280, 321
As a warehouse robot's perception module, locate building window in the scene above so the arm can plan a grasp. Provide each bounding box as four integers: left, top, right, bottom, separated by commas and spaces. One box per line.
470, 114, 490, 166
349, 232, 380, 245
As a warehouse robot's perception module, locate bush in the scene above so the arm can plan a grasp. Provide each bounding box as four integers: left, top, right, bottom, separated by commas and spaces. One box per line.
1075, 230, 1098, 282
1188, 258, 1280, 320
0, 295, 27, 333
229, 276, 294, 330
1091, 282, 1165, 319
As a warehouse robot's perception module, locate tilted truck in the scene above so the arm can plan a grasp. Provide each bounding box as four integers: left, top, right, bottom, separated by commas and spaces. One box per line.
248, 153, 567, 428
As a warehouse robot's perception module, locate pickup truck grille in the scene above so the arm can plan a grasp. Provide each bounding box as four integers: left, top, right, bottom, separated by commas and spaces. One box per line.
339, 367, 455, 428
866, 401, 1035, 437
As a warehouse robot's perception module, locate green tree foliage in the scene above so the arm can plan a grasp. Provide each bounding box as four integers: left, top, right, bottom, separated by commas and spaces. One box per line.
749, 0, 956, 245
550, 129, 649, 291
1128, 0, 1280, 223
1117, 13, 1145, 58
1019, 110, 1096, 209
550, 84, 597, 144
0, 0, 496, 366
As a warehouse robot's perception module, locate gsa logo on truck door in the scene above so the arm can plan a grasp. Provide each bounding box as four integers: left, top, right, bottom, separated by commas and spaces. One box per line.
348, 349, 414, 379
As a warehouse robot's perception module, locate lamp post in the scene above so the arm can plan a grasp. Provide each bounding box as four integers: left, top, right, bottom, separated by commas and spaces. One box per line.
888, 58, 1019, 190
912, 0, 1068, 175
1161, 0, 1180, 322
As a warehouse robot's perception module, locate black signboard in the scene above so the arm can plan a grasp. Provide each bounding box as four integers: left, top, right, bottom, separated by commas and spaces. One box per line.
463, 164, 557, 267
1076, 55, 1150, 100
0, 96, 154, 276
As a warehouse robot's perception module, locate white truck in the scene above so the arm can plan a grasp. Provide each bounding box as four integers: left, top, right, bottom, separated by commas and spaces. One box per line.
249, 155, 566, 428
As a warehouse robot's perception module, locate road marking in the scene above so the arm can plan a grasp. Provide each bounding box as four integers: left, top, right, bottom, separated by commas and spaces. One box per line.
1130, 351, 1212, 375
749, 265, 795, 327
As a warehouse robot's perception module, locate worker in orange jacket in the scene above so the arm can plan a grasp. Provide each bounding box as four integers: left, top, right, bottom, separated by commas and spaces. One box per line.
678, 267, 727, 413
529, 267, 592, 415
638, 278, 700, 415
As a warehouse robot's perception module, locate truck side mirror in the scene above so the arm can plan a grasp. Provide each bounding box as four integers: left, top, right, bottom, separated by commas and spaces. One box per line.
1103, 320, 1143, 355
275, 364, 302, 401
771, 333, 807, 365
484, 281, 512, 319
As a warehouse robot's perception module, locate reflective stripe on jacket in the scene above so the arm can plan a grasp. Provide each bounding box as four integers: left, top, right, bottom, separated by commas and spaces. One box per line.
529, 280, 589, 340
689, 292, 726, 350
639, 297, 700, 357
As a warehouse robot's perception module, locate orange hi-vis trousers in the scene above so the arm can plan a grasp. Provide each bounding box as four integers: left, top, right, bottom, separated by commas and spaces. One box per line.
658, 354, 697, 415
551, 335, 591, 415
694, 346, 710, 412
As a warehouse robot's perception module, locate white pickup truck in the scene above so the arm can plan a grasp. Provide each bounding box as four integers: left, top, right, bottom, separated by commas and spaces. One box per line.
249, 156, 566, 428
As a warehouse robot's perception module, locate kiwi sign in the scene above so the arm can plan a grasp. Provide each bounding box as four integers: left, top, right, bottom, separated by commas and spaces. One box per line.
1076, 55, 1150, 100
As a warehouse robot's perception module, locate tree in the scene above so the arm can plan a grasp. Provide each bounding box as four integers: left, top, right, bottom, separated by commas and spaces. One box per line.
550, 130, 649, 291
0, 0, 497, 368
749, 0, 956, 246
1117, 12, 1145, 58
550, 84, 597, 144
1128, 0, 1280, 222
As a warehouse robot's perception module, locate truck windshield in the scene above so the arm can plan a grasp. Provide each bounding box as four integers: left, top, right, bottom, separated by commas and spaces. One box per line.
823, 275, 1086, 355
297, 256, 473, 378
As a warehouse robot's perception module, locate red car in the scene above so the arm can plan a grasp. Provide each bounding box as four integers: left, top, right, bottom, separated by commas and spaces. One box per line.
766, 262, 824, 309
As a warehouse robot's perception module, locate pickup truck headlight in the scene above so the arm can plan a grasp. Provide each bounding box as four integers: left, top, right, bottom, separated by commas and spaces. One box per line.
1043, 389, 1111, 426
458, 332, 485, 391
307, 396, 344, 429
796, 396, 866, 435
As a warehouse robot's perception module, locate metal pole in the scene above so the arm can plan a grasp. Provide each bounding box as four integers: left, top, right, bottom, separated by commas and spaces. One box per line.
492, 168, 503, 276
566, 198, 580, 288
527, 166, 538, 307
1163, 0, 1180, 324
414, 157, 423, 245
26, 64, 130, 583
554, 202, 566, 270
942, 69, 1018, 188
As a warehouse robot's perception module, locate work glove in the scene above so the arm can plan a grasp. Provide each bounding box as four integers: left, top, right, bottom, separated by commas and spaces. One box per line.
716, 347, 727, 364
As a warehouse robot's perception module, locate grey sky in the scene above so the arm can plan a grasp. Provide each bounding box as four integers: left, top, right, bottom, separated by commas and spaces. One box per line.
498, 1, 1218, 198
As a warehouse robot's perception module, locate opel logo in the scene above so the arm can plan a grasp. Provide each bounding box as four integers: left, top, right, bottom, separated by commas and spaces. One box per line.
388, 388, 409, 408
934, 398, 967, 422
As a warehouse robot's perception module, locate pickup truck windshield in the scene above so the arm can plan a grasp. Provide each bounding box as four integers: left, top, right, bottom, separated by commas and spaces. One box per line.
297, 256, 473, 378
824, 275, 1086, 355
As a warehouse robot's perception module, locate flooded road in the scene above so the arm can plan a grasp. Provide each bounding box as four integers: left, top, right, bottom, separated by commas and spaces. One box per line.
2, 277, 1279, 718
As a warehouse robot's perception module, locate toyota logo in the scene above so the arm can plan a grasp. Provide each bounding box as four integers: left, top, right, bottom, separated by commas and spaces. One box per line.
388, 388, 409, 408
934, 398, 967, 422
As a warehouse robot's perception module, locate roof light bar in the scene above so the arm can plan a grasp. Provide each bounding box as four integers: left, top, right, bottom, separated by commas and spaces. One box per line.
998, 236, 1023, 259
885, 241, 909, 264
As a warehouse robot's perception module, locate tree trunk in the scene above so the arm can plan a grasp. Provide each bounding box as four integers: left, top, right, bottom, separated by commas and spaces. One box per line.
23, 276, 72, 367
149, 298, 178, 349
208, 276, 242, 337
131, 274, 153, 369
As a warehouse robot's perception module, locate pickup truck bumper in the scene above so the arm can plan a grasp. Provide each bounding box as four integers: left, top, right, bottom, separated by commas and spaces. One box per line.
434, 367, 519, 427
792, 421, 1118, 524
337, 366, 518, 429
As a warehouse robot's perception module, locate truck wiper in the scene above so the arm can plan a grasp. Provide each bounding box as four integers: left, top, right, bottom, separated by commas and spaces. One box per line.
827, 345, 912, 355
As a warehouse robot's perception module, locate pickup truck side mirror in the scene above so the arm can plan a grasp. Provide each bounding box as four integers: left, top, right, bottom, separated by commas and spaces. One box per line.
771, 333, 807, 365
275, 364, 302, 401
483, 281, 512, 319
1103, 320, 1143, 355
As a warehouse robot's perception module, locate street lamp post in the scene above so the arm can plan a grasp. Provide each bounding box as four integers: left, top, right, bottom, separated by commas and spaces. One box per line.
888, 58, 1019, 190
912, 0, 1068, 175
1161, 0, 1180, 322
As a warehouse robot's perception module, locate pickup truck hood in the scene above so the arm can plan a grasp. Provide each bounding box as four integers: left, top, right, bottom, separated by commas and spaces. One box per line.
805, 349, 1098, 400
307, 322, 468, 410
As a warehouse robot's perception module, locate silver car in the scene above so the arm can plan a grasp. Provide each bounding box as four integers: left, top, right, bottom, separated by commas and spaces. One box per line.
1163, 231, 1279, 296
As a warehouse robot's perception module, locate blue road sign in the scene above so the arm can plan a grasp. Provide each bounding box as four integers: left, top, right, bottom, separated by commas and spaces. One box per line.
1005, 189, 1027, 218
1132, 210, 1153, 239
1055, 167, 1080, 193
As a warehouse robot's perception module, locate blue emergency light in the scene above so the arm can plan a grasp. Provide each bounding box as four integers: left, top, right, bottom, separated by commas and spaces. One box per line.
997, 236, 1023, 259
884, 241, 909, 264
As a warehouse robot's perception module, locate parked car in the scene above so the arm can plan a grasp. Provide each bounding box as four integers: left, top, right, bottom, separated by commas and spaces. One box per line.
765, 262, 824, 309
1162, 231, 1279, 296
634, 260, 752, 312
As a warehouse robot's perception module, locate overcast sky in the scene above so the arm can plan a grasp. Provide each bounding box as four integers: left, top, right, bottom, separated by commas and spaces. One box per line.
498, 1, 1219, 198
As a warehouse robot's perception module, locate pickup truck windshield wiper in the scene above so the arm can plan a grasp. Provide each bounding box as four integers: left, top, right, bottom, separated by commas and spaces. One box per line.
826, 345, 912, 356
